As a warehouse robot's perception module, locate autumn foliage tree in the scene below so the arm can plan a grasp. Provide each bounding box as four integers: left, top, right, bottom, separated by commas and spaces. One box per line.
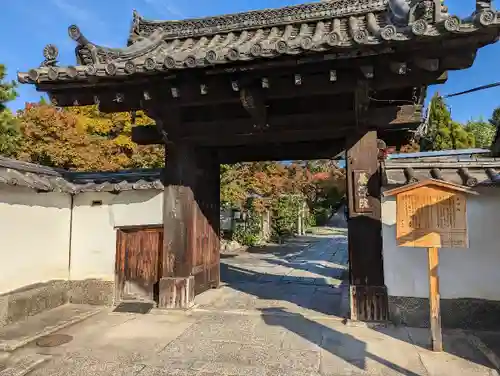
17, 103, 115, 170
66, 105, 164, 169
15, 102, 164, 171
0, 64, 21, 157
220, 159, 346, 230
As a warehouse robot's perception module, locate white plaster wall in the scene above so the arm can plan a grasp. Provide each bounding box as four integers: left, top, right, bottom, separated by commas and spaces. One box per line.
382, 187, 500, 301
0, 186, 71, 294
69, 190, 163, 281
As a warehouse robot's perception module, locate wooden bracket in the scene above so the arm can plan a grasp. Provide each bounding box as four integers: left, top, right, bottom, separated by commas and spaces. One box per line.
239, 85, 268, 130
143, 98, 180, 144
354, 81, 371, 131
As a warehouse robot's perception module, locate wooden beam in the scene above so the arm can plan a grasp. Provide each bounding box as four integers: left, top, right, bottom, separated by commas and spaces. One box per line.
45, 68, 446, 112
167, 70, 444, 108
133, 105, 421, 145
131, 124, 163, 145
187, 127, 350, 146
217, 139, 345, 163
173, 104, 422, 139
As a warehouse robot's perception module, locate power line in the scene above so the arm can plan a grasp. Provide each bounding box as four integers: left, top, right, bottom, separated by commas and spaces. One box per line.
443, 81, 500, 98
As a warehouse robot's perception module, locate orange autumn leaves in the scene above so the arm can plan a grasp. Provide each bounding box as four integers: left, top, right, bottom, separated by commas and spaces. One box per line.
15, 103, 164, 171
220, 161, 346, 213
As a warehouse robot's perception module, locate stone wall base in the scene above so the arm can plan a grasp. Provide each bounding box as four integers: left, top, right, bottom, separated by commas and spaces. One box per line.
389, 295, 500, 330
68, 279, 115, 306
0, 279, 115, 327
158, 277, 195, 309
0, 280, 69, 327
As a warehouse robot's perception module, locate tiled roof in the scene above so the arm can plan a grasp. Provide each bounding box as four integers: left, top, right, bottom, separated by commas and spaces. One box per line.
0, 157, 163, 194
17, 1, 500, 84
383, 156, 500, 188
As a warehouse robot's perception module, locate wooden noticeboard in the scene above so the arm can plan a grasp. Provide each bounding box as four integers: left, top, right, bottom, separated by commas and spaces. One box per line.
396, 185, 468, 248
384, 179, 478, 352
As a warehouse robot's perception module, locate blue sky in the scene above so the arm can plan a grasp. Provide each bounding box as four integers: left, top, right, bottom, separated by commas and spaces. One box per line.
1, 0, 499, 123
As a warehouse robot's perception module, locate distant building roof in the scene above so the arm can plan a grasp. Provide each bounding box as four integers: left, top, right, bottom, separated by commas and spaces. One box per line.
386, 148, 491, 160
334, 148, 491, 163
383, 154, 500, 188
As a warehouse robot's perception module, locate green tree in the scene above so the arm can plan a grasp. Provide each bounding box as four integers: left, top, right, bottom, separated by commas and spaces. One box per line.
488, 106, 500, 155
489, 106, 500, 128
421, 93, 475, 151
464, 118, 496, 149
0, 64, 22, 157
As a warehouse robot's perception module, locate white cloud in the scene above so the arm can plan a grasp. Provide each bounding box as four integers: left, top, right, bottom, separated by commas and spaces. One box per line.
50, 0, 104, 26
48, 0, 123, 47
142, 0, 186, 19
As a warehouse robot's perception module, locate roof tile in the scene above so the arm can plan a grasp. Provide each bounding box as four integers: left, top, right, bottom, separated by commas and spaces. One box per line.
17, 1, 500, 84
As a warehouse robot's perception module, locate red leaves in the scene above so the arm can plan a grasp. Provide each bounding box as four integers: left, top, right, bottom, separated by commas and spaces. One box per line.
220, 160, 346, 212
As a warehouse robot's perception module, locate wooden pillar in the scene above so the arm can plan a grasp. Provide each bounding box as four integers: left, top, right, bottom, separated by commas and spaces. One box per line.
346, 130, 388, 321
158, 143, 220, 309
428, 247, 443, 352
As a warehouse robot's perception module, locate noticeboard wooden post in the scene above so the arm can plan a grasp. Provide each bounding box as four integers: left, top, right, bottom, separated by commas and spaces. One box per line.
384, 179, 478, 352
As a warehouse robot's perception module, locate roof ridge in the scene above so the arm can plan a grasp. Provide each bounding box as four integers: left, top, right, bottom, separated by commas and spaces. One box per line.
129, 0, 388, 41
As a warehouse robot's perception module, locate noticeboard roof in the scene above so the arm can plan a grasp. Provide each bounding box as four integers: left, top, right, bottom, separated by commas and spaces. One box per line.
383, 178, 479, 197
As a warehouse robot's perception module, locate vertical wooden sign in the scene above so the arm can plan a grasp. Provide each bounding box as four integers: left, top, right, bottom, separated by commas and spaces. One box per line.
384, 179, 477, 352
353, 170, 373, 213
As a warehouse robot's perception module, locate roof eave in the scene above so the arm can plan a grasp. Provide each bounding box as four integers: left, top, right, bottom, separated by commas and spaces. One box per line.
18, 2, 500, 88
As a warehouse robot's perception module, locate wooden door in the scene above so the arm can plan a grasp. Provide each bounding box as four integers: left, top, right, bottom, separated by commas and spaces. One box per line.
115, 227, 163, 304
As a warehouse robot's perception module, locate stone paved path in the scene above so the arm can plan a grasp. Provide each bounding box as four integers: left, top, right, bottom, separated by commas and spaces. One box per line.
3, 230, 499, 375
199, 231, 349, 317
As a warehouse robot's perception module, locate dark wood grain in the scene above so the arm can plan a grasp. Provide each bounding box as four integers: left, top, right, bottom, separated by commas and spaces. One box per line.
161, 145, 220, 303
115, 227, 163, 304
346, 130, 387, 321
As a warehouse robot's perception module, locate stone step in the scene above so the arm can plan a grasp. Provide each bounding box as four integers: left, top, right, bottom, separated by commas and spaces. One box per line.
0, 304, 103, 352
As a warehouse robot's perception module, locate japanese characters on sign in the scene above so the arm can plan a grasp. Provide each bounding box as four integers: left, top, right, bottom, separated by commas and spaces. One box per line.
396, 186, 468, 248
353, 170, 372, 213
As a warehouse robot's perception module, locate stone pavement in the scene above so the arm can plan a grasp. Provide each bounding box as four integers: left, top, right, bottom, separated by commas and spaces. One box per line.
1, 231, 499, 375
202, 231, 350, 317
8, 308, 498, 376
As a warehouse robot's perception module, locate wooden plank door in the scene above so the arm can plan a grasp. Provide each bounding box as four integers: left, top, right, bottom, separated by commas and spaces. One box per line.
115, 227, 163, 304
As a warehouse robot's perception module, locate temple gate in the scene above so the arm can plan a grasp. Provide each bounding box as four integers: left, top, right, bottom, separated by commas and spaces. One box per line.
18, 0, 500, 320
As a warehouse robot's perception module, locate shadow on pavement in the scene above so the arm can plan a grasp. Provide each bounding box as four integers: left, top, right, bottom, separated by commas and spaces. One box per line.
218, 232, 495, 372
260, 307, 424, 376
244, 236, 323, 257
220, 262, 346, 316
